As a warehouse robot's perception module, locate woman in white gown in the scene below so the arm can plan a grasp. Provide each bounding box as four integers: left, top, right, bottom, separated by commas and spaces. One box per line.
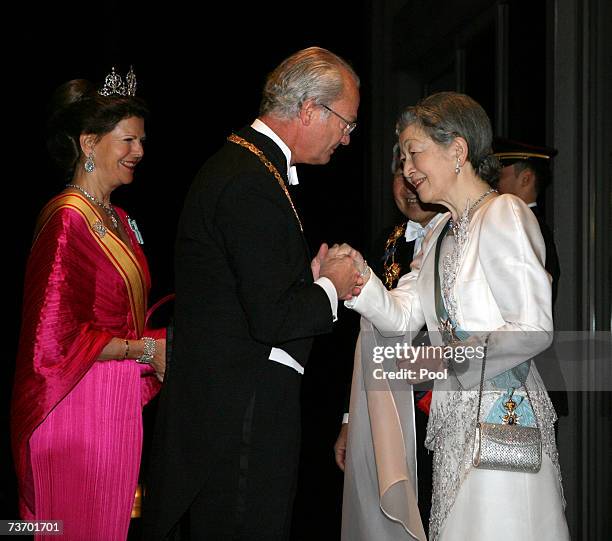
344, 92, 569, 540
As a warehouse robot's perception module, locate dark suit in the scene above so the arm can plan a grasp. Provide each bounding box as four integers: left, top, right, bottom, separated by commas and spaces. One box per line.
370, 223, 415, 285
531, 204, 567, 417
531, 204, 560, 305
143, 126, 334, 540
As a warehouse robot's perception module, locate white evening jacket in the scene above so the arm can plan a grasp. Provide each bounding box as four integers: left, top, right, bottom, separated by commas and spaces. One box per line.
346, 194, 564, 540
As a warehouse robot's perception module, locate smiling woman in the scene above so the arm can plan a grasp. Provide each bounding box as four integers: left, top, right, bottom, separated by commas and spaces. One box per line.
396, 93, 499, 219
10, 67, 167, 541
344, 92, 570, 541
83, 117, 146, 184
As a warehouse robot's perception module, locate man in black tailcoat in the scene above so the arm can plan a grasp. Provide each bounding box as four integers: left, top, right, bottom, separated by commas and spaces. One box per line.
144, 47, 363, 540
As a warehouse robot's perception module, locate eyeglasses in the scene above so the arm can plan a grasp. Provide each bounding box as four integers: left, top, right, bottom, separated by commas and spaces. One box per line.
320, 104, 357, 136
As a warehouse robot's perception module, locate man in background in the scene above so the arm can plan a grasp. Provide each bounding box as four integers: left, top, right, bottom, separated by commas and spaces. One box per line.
494, 137, 567, 420
494, 137, 560, 303
334, 143, 445, 535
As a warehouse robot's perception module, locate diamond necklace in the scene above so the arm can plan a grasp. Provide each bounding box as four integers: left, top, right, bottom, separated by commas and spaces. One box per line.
443, 187, 497, 322
448, 187, 497, 237
66, 183, 119, 229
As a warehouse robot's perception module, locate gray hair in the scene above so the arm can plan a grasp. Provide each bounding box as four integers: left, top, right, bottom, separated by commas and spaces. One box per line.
395, 91, 499, 185
259, 46, 360, 119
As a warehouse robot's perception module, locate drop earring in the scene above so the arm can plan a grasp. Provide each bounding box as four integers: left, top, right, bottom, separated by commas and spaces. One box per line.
85, 153, 95, 173
455, 158, 461, 175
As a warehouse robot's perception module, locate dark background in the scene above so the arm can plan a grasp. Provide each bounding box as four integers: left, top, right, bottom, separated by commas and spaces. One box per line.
4, 1, 610, 539
4, 1, 370, 539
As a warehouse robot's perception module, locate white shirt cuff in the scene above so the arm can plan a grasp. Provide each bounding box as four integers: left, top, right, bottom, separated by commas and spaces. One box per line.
314, 276, 338, 322
269, 347, 304, 375
344, 269, 373, 309
342, 413, 349, 424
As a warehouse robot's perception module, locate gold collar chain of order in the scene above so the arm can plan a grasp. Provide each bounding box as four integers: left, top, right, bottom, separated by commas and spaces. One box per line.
382, 222, 407, 290
227, 134, 303, 232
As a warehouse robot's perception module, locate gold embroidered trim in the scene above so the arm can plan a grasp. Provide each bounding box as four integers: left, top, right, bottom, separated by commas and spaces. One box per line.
382, 222, 407, 289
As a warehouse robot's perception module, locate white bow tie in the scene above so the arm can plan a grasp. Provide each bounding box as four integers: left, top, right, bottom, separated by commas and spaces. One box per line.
287, 165, 299, 186
404, 221, 427, 242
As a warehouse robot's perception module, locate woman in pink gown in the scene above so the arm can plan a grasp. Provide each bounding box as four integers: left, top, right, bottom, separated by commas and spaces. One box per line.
11, 68, 166, 541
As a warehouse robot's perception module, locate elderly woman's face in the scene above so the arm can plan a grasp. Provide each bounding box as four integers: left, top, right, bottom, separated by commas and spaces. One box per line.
92, 116, 145, 186
398, 124, 455, 205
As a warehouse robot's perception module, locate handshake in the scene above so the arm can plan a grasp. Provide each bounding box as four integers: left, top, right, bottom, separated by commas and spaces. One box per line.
311, 243, 370, 300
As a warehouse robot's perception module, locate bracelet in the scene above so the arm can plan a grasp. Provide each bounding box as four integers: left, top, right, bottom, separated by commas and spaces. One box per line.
123, 339, 130, 360
137, 337, 156, 364
358, 260, 370, 279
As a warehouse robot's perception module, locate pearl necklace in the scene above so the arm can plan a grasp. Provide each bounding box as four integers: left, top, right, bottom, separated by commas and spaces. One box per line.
66, 183, 119, 229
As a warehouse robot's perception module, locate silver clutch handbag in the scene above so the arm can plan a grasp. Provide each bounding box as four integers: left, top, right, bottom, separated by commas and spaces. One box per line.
471, 341, 542, 473
473, 422, 542, 473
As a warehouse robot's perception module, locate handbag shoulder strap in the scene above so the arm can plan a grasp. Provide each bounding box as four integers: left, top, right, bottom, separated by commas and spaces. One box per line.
475, 335, 490, 424
433, 220, 470, 342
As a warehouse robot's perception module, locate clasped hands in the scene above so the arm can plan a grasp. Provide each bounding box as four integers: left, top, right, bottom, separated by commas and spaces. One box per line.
311, 242, 369, 300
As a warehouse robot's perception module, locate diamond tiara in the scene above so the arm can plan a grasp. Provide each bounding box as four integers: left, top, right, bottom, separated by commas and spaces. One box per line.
98, 66, 137, 97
